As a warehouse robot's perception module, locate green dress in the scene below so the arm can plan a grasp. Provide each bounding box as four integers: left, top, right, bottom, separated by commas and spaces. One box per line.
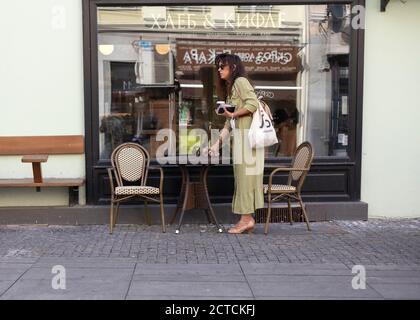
224, 77, 265, 215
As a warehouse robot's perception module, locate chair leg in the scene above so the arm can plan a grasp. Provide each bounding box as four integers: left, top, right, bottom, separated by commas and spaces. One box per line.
113, 202, 120, 228
170, 206, 180, 225
160, 194, 166, 233
144, 200, 151, 226
264, 193, 272, 235
109, 201, 114, 234
288, 196, 293, 225
298, 195, 311, 231
170, 165, 186, 225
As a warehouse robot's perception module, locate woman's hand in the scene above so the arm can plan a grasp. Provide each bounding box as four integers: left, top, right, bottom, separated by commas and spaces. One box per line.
203, 144, 220, 156
209, 144, 220, 156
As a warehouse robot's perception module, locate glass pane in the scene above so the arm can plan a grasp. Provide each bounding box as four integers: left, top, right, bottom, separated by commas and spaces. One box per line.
97, 4, 351, 160
306, 4, 351, 157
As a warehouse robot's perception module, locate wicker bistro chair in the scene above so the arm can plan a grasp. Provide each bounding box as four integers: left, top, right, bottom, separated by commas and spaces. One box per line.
263, 141, 314, 234
107, 143, 166, 234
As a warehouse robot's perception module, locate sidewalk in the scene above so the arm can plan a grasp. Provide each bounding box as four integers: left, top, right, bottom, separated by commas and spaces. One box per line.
0, 219, 419, 299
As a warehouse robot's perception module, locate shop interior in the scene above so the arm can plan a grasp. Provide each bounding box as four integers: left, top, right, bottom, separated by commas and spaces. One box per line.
97, 5, 350, 160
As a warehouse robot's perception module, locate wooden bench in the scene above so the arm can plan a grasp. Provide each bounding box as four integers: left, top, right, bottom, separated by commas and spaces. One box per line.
0, 135, 84, 206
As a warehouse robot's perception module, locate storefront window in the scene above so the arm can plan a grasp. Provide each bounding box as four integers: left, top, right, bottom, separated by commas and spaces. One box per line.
97, 4, 351, 160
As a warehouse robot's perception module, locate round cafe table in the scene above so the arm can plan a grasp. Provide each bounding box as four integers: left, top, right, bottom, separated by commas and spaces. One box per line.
168, 155, 229, 234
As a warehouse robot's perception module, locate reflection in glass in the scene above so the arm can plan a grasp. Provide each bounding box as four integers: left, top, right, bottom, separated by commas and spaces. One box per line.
97, 4, 351, 160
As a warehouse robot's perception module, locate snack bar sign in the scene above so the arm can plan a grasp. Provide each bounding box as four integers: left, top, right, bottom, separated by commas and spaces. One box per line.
176, 40, 299, 74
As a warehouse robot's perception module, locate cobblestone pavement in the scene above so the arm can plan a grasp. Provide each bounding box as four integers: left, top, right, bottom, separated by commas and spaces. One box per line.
0, 219, 419, 266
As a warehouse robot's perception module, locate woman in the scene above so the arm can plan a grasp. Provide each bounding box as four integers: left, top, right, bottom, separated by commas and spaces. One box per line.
208, 53, 264, 234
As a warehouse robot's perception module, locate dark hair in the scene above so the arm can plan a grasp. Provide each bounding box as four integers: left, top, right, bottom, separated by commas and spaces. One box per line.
215, 53, 246, 101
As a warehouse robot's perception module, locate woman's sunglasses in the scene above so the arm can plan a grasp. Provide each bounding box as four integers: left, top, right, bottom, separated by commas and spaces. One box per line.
218, 64, 228, 70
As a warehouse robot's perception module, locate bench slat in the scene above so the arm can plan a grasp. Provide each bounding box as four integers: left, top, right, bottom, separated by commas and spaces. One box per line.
21, 155, 49, 163
0, 179, 84, 187
0, 136, 84, 155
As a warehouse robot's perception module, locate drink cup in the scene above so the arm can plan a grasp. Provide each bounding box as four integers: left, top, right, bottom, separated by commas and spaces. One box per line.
216, 101, 225, 114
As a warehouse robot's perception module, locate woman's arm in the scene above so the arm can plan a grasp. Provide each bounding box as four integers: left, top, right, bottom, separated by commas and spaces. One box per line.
208, 125, 230, 155
204, 110, 231, 155
234, 77, 259, 113
208, 77, 257, 155
219, 77, 258, 119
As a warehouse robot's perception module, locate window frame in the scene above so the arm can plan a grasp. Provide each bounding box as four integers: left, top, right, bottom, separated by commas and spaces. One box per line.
83, 0, 365, 204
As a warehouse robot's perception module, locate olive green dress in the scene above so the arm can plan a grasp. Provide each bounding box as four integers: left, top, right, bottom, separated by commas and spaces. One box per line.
224, 77, 265, 215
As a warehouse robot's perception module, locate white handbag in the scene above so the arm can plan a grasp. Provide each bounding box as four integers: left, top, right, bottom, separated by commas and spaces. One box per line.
230, 118, 236, 130
248, 98, 278, 149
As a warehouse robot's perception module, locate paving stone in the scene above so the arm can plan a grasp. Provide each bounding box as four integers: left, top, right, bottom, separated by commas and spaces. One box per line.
0, 267, 31, 281
0, 280, 15, 296
133, 263, 244, 282
0, 278, 130, 300
247, 275, 382, 299
369, 283, 420, 299
0, 218, 419, 299
21, 266, 134, 281
134, 263, 242, 275
240, 262, 351, 276
34, 257, 137, 269
127, 281, 253, 299
0, 219, 418, 265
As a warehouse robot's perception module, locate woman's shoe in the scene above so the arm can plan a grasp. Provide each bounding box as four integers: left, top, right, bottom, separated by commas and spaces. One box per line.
228, 220, 255, 234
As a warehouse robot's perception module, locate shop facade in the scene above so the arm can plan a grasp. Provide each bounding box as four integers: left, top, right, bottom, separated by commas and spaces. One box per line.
2, 0, 419, 221
82, 0, 366, 219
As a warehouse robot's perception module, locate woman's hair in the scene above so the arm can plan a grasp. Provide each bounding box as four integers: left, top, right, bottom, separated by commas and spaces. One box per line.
215, 53, 247, 101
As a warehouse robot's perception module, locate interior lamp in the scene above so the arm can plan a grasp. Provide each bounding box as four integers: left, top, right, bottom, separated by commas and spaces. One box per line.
155, 44, 170, 55
99, 44, 114, 56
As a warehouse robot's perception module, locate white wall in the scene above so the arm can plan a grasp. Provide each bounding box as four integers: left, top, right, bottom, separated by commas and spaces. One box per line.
0, 0, 85, 205
362, 0, 420, 217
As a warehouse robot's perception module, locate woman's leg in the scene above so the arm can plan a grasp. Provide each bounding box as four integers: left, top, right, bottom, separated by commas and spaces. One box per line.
228, 213, 255, 234
239, 213, 254, 224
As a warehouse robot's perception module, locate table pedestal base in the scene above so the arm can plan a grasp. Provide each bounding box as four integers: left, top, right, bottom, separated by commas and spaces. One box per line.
170, 165, 223, 234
